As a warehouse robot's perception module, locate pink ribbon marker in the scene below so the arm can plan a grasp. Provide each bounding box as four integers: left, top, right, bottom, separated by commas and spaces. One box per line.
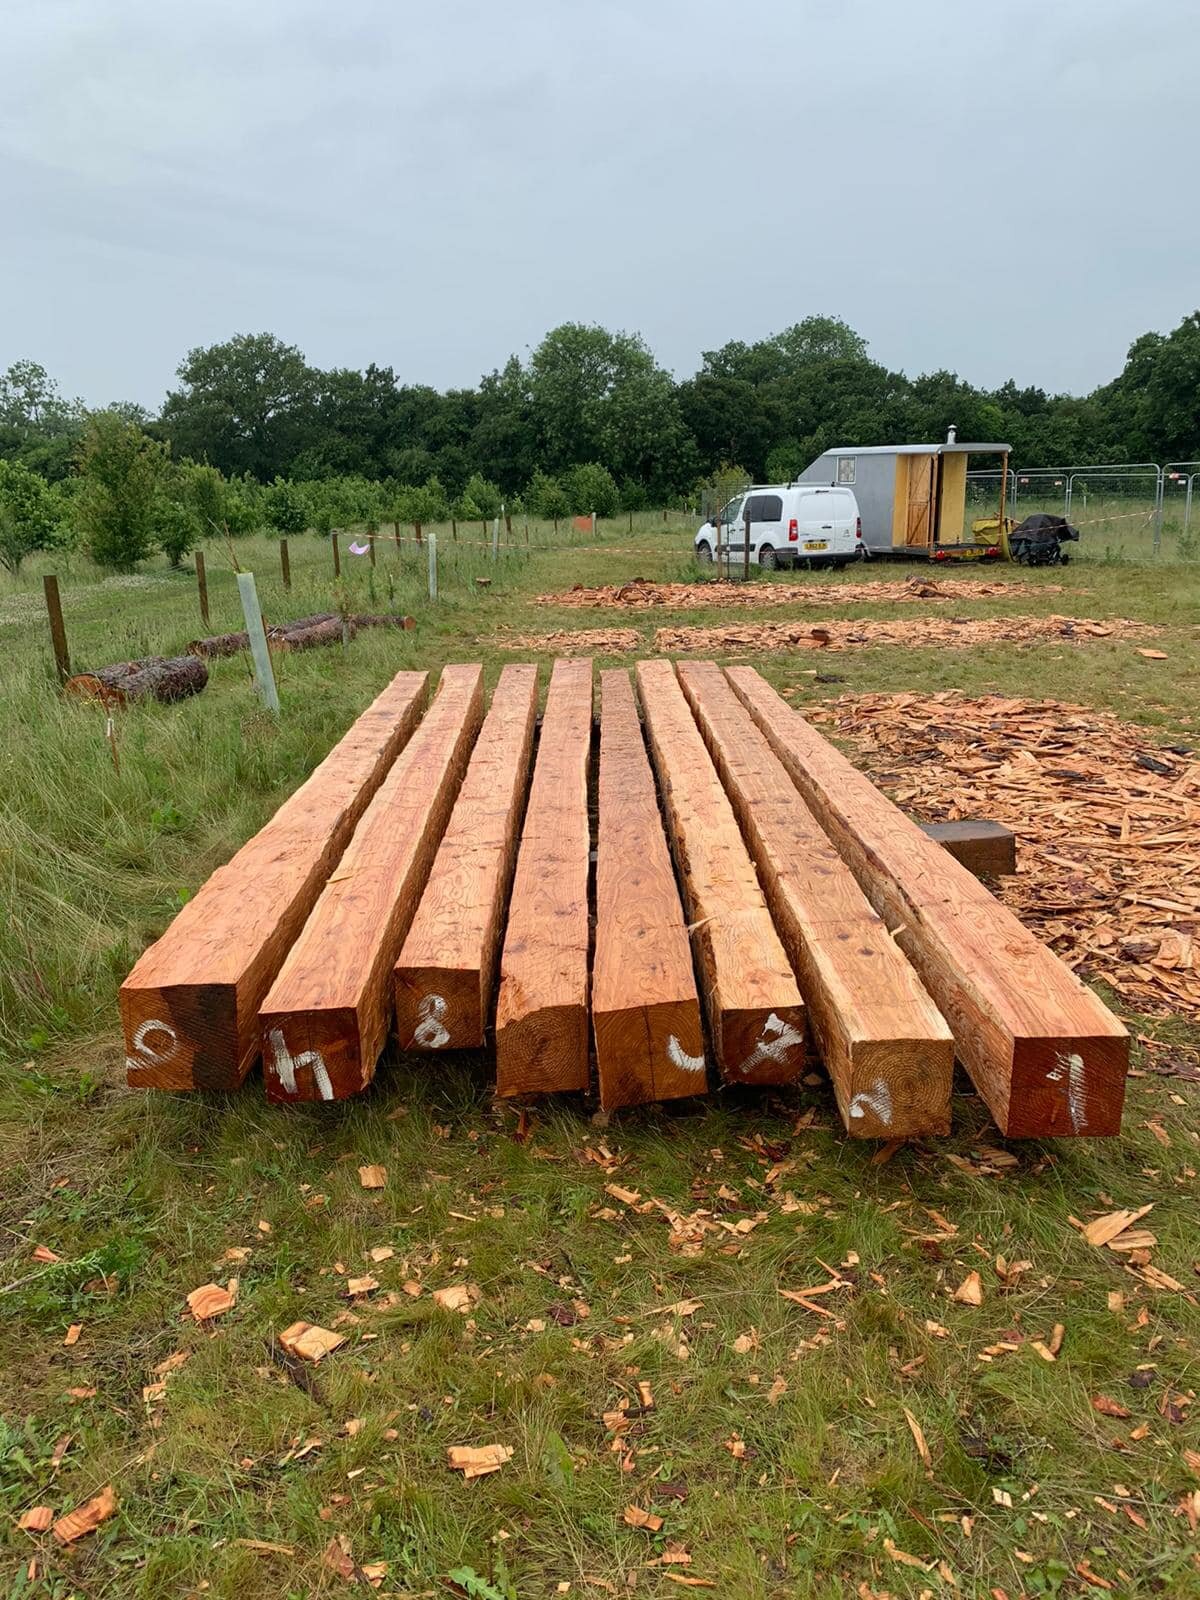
348, 541, 370, 556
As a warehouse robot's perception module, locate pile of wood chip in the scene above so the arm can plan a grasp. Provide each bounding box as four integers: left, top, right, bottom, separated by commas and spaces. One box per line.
494, 626, 644, 655
651, 615, 1157, 656
806, 691, 1199, 1018
537, 576, 1063, 610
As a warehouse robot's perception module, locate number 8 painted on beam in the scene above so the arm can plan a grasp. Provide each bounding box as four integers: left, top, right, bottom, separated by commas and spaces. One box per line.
414, 995, 450, 1048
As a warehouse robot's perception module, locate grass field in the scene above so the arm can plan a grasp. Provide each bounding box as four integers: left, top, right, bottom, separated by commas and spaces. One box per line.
1, 513, 1198, 1598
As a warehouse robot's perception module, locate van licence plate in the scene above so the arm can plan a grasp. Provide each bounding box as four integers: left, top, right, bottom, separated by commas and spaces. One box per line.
803, 539, 828, 551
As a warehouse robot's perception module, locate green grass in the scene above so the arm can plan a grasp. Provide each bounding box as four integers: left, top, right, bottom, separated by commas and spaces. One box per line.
1, 516, 1199, 1597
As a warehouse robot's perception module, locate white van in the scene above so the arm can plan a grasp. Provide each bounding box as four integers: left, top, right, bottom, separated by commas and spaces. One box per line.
694, 484, 863, 569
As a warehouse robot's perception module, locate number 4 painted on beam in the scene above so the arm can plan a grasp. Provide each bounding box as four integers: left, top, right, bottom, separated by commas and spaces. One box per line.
267, 1028, 333, 1101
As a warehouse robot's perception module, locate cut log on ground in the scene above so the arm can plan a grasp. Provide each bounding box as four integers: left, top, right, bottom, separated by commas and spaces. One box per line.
188, 613, 415, 658
635, 659, 806, 1085
395, 663, 539, 1051
495, 658, 593, 1096
725, 666, 1130, 1136
920, 820, 1016, 877
260, 665, 484, 1101
120, 669, 429, 1089
677, 661, 953, 1136
66, 655, 208, 705
593, 669, 707, 1109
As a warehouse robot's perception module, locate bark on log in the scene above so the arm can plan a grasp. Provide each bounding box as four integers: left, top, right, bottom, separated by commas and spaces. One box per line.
66, 655, 208, 705
188, 613, 414, 658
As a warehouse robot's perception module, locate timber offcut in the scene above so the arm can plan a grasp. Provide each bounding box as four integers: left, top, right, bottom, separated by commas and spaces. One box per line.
121, 656, 1130, 1138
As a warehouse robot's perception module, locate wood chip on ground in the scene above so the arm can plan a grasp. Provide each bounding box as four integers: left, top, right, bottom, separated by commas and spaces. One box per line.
535, 576, 1063, 610
650, 614, 1157, 656
808, 690, 1200, 1017
492, 626, 642, 655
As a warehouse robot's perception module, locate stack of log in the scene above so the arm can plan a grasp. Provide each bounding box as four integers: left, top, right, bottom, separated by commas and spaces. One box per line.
120, 659, 1130, 1141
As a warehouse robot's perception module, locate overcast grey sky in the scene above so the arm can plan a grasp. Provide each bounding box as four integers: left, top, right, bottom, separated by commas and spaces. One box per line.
2, 0, 1195, 410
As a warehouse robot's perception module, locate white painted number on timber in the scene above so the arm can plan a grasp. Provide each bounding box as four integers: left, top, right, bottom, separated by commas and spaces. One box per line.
667, 1035, 705, 1074
1046, 1050, 1087, 1132
414, 994, 450, 1049
268, 1028, 333, 1101
126, 1018, 178, 1075
740, 1012, 804, 1075
848, 1079, 893, 1126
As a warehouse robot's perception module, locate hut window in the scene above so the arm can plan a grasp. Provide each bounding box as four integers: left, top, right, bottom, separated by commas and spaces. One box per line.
837, 457, 856, 485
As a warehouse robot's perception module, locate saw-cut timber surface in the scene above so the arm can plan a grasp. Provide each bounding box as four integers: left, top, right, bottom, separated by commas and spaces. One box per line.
635, 659, 806, 1085
592, 669, 706, 1109
677, 661, 953, 1136
120, 669, 429, 1090
921, 819, 1017, 877
725, 667, 1130, 1136
495, 658, 593, 1096
395, 663, 539, 1051
260, 666, 484, 1102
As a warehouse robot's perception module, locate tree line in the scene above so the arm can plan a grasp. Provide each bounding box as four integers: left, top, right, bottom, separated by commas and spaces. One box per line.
1, 310, 1197, 572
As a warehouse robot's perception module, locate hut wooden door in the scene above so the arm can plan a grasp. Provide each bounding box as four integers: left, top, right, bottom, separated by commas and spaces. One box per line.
905, 454, 937, 547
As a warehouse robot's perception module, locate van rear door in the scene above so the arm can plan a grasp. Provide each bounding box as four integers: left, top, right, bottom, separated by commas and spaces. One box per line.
797, 489, 836, 555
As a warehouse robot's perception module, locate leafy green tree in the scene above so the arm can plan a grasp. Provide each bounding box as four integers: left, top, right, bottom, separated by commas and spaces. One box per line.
161, 333, 320, 479
563, 462, 619, 518
75, 412, 166, 570
223, 474, 262, 535
463, 472, 502, 519
178, 461, 226, 537
525, 471, 569, 519
263, 478, 309, 537
0, 460, 59, 572
155, 495, 200, 568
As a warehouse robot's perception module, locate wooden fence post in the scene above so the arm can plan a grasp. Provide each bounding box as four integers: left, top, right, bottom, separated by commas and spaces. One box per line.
369, 534, 377, 566
331, 532, 341, 577
743, 507, 751, 582
280, 538, 291, 589
428, 530, 438, 600
43, 574, 71, 682
195, 550, 211, 629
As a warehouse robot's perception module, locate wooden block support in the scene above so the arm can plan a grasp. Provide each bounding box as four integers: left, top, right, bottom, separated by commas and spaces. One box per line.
120, 670, 429, 1089
921, 820, 1016, 877
678, 662, 953, 1136
260, 665, 484, 1101
495, 658, 593, 1096
395, 663, 539, 1051
635, 659, 806, 1086
725, 667, 1130, 1136
593, 670, 706, 1110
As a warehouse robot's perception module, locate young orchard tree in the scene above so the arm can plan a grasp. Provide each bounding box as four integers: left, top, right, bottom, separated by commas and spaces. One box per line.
0, 459, 59, 572
263, 478, 309, 538
155, 494, 201, 568
75, 411, 166, 571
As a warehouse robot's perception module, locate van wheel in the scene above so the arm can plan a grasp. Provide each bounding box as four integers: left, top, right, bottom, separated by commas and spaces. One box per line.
759, 545, 777, 570
695, 541, 713, 564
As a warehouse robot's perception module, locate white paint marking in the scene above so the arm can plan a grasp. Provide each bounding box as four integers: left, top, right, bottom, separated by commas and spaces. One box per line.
126, 1018, 178, 1075
848, 1079, 893, 1126
666, 1035, 705, 1074
740, 1011, 805, 1075
1046, 1050, 1087, 1131
267, 1027, 333, 1101
414, 994, 450, 1049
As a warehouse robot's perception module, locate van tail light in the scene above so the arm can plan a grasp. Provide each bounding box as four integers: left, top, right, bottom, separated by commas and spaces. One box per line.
855, 516, 863, 541
788, 518, 798, 541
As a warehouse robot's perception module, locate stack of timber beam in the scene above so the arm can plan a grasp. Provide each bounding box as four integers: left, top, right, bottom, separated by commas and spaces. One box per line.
120, 657, 1130, 1138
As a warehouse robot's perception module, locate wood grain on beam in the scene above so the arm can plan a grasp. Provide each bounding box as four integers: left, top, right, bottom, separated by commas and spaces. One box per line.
725, 667, 1129, 1136
395, 664, 539, 1051
495, 658, 593, 1096
120, 670, 428, 1090
260, 666, 484, 1101
593, 669, 706, 1109
678, 661, 953, 1137
635, 659, 806, 1085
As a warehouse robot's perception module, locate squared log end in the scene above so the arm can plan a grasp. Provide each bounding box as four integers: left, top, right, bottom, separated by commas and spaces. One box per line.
718, 1003, 808, 1086
594, 998, 708, 1110
840, 1037, 956, 1139
394, 966, 484, 1053
495, 1003, 589, 1097
120, 982, 244, 1091
260, 1007, 368, 1102
1005, 1032, 1130, 1137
